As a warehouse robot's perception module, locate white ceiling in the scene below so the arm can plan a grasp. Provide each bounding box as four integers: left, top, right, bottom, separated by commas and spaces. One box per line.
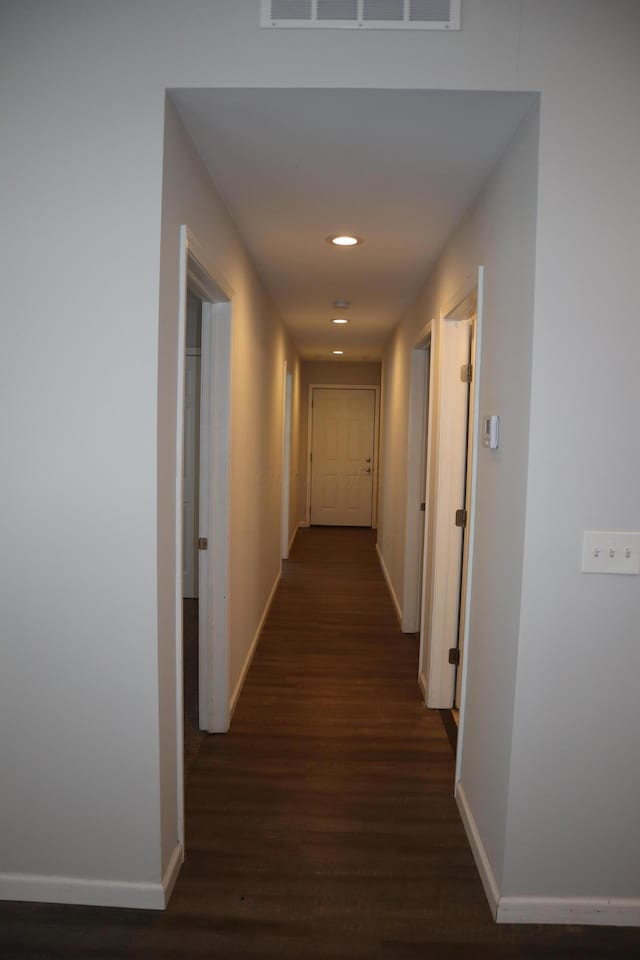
170, 88, 535, 360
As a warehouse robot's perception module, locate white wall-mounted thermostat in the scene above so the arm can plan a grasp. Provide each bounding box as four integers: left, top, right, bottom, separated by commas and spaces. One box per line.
482, 415, 500, 450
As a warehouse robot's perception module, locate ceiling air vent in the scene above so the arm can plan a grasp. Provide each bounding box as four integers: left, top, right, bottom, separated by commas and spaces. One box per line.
261, 0, 461, 29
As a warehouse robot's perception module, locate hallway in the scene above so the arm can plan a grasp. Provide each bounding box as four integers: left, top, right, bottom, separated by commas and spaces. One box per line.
1, 528, 638, 958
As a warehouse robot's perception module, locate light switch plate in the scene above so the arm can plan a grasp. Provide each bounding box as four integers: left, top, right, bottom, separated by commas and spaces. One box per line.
582, 531, 640, 575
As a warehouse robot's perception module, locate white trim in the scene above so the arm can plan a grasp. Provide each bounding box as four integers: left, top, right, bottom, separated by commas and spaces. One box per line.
425, 316, 471, 708
402, 323, 431, 633
0, 848, 181, 911
455, 266, 485, 782
457, 778, 640, 928
418, 671, 427, 700
229, 570, 281, 719
306, 383, 380, 527
161, 843, 184, 907
376, 543, 402, 626
441, 271, 480, 322
184, 228, 234, 302
497, 896, 640, 927
280, 363, 293, 560
417, 322, 437, 695
176, 226, 233, 858
455, 781, 500, 919
422, 268, 484, 716
199, 301, 232, 736
175, 230, 189, 851
288, 520, 302, 555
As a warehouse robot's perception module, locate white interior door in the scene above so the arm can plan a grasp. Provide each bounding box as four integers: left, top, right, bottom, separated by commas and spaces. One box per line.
197, 300, 232, 734
455, 316, 477, 708
310, 388, 375, 526
416, 348, 431, 631
424, 316, 472, 708
182, 352, 200, 598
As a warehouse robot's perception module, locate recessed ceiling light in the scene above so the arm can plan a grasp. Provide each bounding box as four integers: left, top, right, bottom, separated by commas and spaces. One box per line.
331, 318, 349, 324
327, 235, 362, 247
332, 350, 344, 355
333, 300, 351, 309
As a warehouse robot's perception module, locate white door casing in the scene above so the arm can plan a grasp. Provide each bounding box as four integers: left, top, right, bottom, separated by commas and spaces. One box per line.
281, 364, 293, 559
423, 316, 471, 707
455, 315, 477, 708
309, 387, 376, 527
175, 225, 233, 854
182, 351, 200, 598
420, 268, 484, 715
197, 300, 231, 736
454, 267, 484, 783
402, 324, 431, 636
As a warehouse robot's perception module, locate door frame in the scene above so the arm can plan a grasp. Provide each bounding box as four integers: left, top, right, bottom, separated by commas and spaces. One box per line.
280, 362, 293, 559
402, 322, 432, 639
182, 346, 201, 599
305, 383, 380, 528
176, 226, 233, 849
454, 267, 484, 782
420, 267, 484, 717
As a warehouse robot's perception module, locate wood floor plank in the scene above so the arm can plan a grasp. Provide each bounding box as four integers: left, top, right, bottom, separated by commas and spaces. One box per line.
1, 527, 638, 958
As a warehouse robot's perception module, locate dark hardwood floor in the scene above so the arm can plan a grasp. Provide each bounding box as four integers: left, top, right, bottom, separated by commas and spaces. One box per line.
1, 527, 638, 958
183, 597, 205, 772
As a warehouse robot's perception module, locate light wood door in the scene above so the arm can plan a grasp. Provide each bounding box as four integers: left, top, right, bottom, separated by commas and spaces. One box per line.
310, 388, 375, 526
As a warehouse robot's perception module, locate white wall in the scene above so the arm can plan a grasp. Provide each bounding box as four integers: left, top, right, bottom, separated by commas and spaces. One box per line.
379, 101, 540, 890
1, 0, 639, 917
501, 6, 640, 902
0, 2, 167, 904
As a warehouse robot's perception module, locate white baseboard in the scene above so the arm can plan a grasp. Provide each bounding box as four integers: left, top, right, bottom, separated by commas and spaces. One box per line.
288, 521, 302, 554
455, 785, 640, 928
375, 543, 402, 625
455, 781, 500, 919
497, 896, 640, 927
229, 569, 281, 719
162, 842, 183, 907
0, 842, 183, 911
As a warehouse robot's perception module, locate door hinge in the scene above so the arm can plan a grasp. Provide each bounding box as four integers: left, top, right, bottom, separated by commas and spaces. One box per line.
455, 508, 467, 528
448, 648, 461, 666
198, 537, 208, 551
420, 502, 426, 512
460, 363, 473, 383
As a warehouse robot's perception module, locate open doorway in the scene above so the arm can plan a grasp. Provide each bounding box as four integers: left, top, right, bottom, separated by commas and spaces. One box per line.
175, 226, 232, 851
402, 323, 432, 644
182, 290, 203, 771
407, 270, 483, 755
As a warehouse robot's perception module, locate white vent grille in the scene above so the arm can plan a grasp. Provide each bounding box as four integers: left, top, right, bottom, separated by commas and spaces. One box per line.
261, 0, 461, 29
